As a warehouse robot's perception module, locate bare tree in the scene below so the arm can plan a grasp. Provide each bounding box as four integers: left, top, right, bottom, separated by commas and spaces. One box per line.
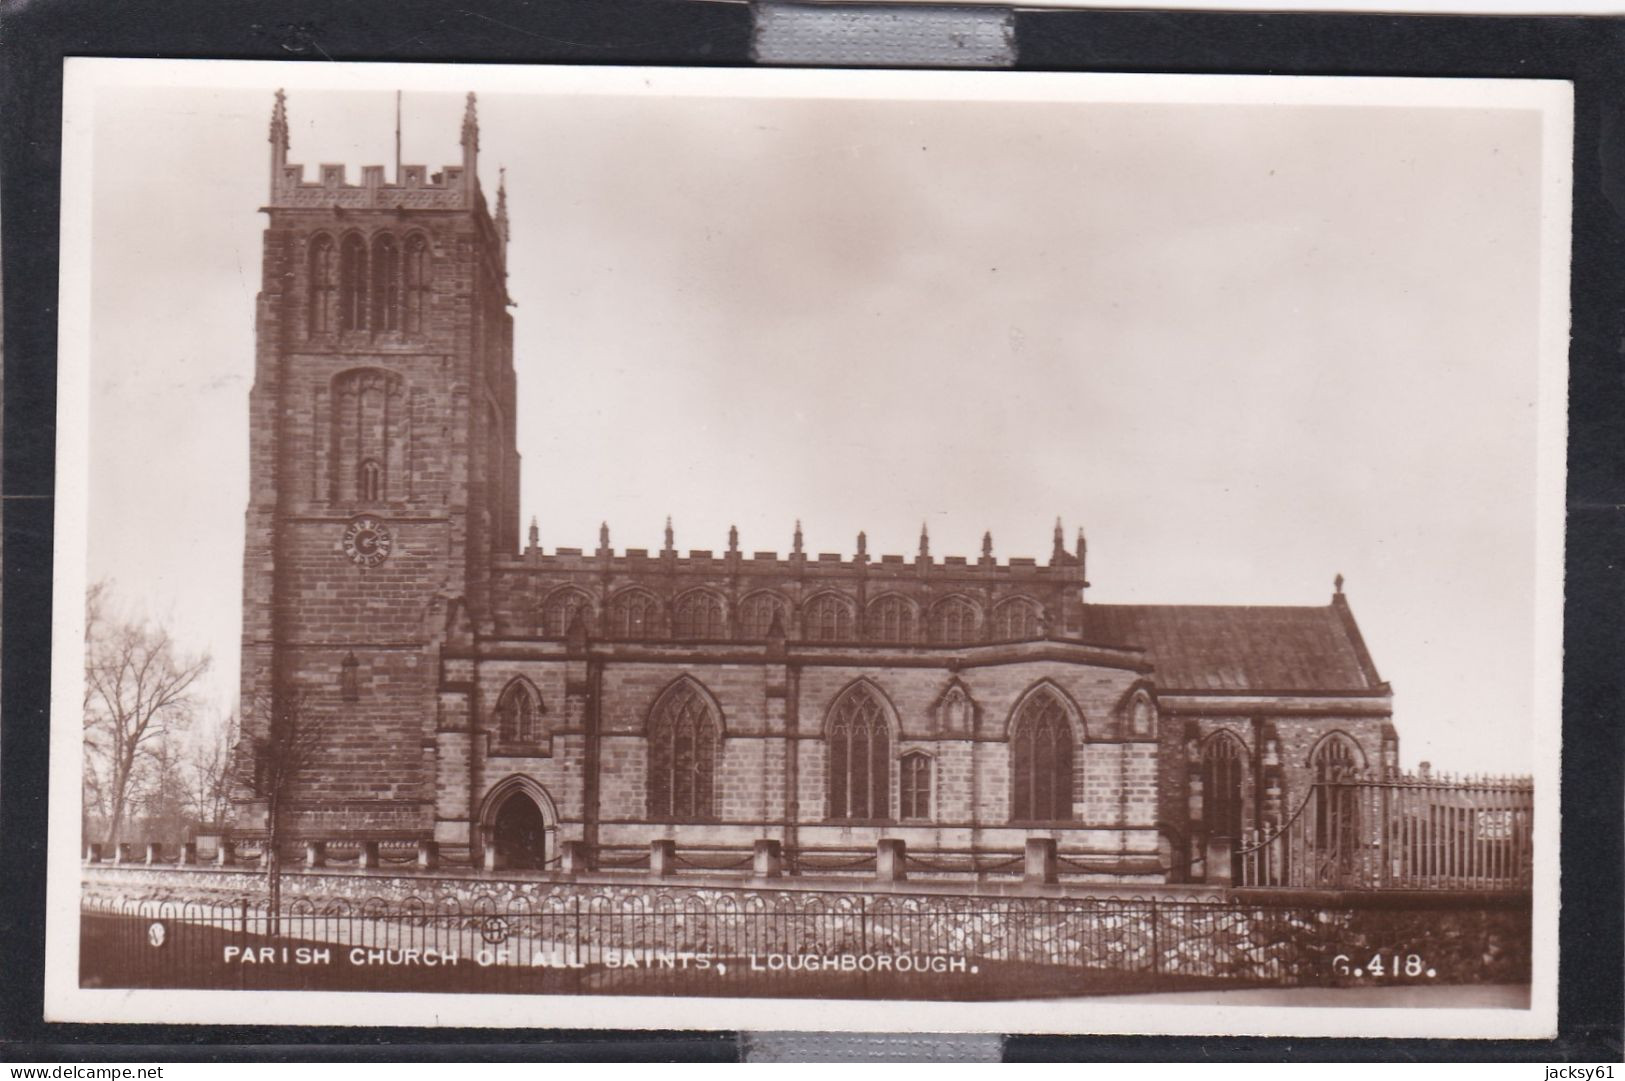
83, 583, 210, 849
244, 684, 326, 928
186, 712, 239, 830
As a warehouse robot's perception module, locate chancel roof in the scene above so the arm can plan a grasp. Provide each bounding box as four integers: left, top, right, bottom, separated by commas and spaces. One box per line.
1078, 598, 1384, 693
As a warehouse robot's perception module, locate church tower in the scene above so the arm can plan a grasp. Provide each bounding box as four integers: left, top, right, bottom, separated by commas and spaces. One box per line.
235, 91, 519, 849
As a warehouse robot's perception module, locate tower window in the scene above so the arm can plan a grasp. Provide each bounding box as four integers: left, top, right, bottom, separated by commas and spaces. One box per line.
1010, 688, 1073, 822
357, 459, 383, 503
404, 234, 430, 334
647, 680, 719, 821
900, 752, 932, 819
308, 235, 337, 335
827, 684, 890, 821
372, 234, 400, 332
338, 234, 368, 332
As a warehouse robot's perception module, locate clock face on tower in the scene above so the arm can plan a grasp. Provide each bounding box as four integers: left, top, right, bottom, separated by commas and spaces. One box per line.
339, 516, 393, 568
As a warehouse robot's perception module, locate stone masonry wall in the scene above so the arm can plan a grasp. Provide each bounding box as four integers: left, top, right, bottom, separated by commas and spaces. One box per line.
456, 651, 1161, 860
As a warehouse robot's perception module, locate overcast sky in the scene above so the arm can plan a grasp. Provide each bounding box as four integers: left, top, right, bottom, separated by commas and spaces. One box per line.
80, 69, 1561, 774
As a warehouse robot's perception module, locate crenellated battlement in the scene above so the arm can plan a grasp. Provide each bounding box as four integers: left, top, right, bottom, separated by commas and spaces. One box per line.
499, 519, 1089, 584
265, 90, 506, 241
486, 519, 1092, 644
499, 546, 1086, 581
270, 160, 474, 210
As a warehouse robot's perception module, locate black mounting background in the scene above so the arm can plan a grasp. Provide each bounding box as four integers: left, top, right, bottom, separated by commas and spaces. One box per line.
0, 0, 1618, 1063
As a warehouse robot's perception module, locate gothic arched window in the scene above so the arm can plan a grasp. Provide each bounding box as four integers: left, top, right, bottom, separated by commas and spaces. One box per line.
802, 592, 855, 642
338, 234, 368, 332
673, 590, 726, 640
928, 596, 981, 645
1311, 733, 1362, 852
738, 591, 787, 640
308, 234, 337, 335
542, 588, 592, 638
609, 589, 663, 640
900, 752, 932, 820
827, 684, 891, 821
993, 596, 1043, 641
1202, 733, 1246, 838
495, 679, 544, 746
647, 680, 719, 820
403, 233, 430, 334
371, 233, 400, 332
1010, 688, 1074, 822
329, 368, 405, 506
357, 458, 383, 503
866, 594, 916, 643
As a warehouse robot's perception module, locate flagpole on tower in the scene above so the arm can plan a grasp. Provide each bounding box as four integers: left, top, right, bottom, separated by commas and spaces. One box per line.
394, 90, 402, 183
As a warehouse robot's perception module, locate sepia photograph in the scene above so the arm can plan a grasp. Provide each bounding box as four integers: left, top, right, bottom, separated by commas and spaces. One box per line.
45, 59, 1567, 1037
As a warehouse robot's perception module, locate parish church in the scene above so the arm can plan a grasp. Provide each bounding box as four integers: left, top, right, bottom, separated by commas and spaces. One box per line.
232, 93, 1399, 884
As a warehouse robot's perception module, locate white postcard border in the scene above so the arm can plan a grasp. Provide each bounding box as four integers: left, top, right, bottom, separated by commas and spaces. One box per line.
45, 57, 1570, 1038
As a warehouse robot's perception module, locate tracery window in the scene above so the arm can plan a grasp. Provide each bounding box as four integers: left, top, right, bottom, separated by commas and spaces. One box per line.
802, 592, 855, 642
542, 588, 592, 638
608, 589, 663, 640
403, 234, 430, 334
993, 596, 1043, 640
1010, 688, 1073, 822
827, 684, 890, 821
495, 679, 544, 745
329, 368, 405, 507
866, 594, 916, 643
647, 680, 719, 820
357, 458, 383, 503
928, 596, 981, 645
673, 590, 726, 640
338, 234, 368, 332
1311, 733, 1362, 852
900, 752, 932, 820
308, 234, 337, 335
371, 233, 400, 332
737, 592, 787, 639
1202, 733, 1246, 838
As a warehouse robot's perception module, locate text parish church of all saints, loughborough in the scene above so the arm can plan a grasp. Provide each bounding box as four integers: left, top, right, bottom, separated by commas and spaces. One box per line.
231, 92, 1399, 883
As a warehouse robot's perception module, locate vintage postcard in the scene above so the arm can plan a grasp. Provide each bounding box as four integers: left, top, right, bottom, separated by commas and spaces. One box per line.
45, 58, 1568, 1036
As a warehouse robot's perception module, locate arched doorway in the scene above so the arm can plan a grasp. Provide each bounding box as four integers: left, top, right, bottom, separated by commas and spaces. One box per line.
491, 791, 548, 869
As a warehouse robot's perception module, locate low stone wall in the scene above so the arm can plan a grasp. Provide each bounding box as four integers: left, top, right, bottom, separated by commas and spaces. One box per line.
81, 865, 1529, 989
80, 862, 1218, 905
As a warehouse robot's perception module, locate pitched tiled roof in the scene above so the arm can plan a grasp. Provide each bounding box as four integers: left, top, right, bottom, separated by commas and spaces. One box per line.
1078, 598, 1384, 693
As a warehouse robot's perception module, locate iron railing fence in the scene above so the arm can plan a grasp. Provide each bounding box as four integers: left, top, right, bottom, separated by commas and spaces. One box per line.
80, 886, 1530, 999
1239, 775, 1534, 890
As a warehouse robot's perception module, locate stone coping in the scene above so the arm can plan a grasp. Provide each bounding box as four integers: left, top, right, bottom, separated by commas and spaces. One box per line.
84, 865, 1533, 908
83, 863, 1199, 902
